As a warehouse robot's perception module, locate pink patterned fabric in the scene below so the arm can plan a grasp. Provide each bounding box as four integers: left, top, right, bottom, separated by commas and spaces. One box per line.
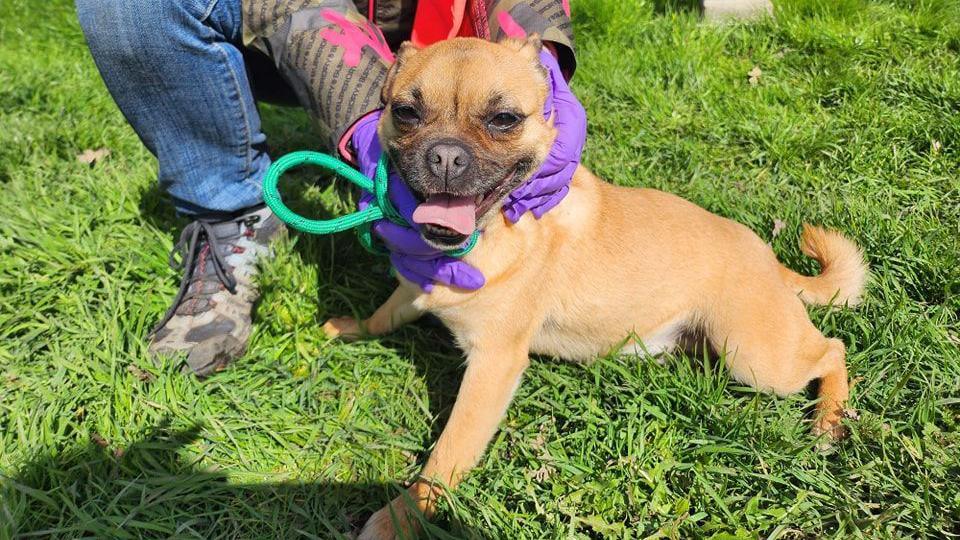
319, 9, 394, 67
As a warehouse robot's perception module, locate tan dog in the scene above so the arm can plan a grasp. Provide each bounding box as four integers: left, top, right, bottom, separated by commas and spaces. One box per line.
323, 36, 868, 539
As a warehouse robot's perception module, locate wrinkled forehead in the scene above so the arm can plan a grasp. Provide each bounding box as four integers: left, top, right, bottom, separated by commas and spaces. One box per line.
390, 43, 546, 115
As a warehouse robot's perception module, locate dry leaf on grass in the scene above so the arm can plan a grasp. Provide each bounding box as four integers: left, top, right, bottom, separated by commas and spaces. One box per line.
76, 148, 110, 166
532, 463, 553, 483
91, 432, 124, 458
127, 364, 156, 382
91, 432, 109, 448
748, 65, 763, 86
530, 423, 549, 451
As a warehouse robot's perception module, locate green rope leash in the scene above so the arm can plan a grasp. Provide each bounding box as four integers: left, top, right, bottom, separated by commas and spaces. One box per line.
262, 150, 478, 257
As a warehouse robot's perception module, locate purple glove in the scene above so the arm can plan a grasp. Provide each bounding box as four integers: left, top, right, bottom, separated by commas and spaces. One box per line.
501, 49, 587, 223
351, 111, 485, 292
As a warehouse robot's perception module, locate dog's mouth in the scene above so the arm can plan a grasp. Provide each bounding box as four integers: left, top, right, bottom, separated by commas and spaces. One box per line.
410, 168, 520, 248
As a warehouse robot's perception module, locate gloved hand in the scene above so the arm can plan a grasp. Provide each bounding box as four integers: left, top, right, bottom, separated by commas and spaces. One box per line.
501, 49, 587, 223
350, 110, 485, 292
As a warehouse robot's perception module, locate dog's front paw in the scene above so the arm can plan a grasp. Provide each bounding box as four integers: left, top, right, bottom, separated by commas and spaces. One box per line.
321, 317, 363, 341
358, 502, 418, 540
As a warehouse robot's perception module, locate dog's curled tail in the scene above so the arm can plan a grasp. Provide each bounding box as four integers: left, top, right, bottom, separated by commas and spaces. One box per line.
779, 224, 868, 307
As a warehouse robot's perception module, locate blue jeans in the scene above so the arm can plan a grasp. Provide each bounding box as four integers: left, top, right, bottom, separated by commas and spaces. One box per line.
77, 0, 270, 217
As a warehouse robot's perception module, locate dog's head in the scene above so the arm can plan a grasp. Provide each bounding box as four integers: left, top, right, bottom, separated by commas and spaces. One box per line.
378, 36, 556, 249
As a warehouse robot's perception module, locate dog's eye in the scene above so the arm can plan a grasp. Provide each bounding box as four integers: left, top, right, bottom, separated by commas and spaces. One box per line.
391, 105, 421, 126
488, 112, 522, 131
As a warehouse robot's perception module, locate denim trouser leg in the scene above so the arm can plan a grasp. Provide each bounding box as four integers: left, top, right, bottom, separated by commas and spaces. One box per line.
76, 0, 269, 216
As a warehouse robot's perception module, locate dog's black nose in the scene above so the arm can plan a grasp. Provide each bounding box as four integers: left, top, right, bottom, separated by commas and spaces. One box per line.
425, 140, 472, 185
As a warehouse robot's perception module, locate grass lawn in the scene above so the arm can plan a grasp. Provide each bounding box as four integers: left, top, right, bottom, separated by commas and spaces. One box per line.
2, 0, 959, 537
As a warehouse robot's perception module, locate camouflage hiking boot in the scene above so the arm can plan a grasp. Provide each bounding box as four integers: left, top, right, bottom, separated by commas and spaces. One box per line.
148, 205, 284, 376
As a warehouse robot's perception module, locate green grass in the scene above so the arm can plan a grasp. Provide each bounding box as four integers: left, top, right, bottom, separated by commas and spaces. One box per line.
2, 0, 959, 538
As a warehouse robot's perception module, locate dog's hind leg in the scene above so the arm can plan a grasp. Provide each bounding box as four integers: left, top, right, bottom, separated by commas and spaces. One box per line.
809, 338, 850, 440
322, 285, 423, 340
704, 284, 852, 440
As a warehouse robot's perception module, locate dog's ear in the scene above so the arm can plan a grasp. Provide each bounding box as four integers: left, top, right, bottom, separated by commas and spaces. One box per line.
498, 34, 546, 79
498, 33, 543, 59
381, 41, 419, 104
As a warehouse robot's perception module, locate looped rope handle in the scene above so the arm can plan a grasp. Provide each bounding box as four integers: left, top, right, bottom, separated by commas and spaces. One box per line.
262, 150, 478, 257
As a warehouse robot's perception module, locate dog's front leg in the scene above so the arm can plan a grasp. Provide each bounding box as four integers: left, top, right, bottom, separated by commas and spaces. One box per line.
359, 340, 530, 539
323, 285, 422, 340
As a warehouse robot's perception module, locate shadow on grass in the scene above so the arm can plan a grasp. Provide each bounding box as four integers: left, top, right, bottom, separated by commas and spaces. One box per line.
380, 318, 468, 440
1, 421, 483, 539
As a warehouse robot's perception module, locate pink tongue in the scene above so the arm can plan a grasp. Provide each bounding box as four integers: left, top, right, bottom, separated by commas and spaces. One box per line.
411, 194, 477, 235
